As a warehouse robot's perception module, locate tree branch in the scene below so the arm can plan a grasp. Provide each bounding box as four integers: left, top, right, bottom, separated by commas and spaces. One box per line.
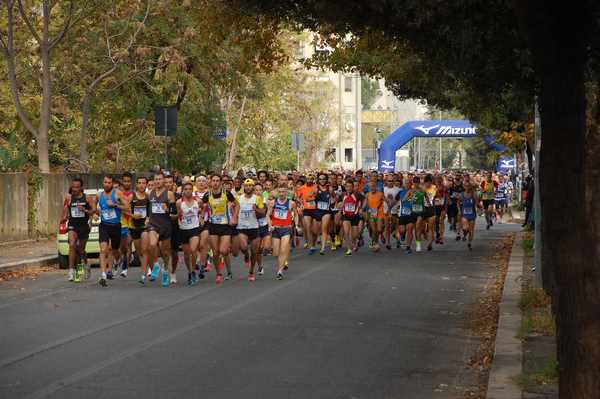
17, 0, 42, 44
49, 0, 75, 49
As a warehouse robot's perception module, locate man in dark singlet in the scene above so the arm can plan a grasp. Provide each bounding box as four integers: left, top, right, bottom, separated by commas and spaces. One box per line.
60, 177, 96, 281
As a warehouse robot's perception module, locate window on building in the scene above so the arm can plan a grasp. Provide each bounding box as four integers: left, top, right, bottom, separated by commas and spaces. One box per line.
344, 76, 353, 92
344, 148, 353, 162
325, 148, 336, 162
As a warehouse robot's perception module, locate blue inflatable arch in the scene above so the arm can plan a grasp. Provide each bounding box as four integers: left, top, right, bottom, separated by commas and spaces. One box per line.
377, 120, 510, 172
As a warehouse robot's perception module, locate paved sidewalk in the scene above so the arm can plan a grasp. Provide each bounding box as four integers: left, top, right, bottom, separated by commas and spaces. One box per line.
0, 238, 57, 270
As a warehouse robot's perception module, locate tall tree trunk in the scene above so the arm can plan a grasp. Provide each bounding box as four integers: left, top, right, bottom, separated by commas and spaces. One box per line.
223, 95, 247, 172
38, 43, 51, 173
518, 1, 600, 397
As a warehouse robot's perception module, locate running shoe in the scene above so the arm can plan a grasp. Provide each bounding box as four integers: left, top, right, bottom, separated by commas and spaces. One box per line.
303, 242, 309, 249
204, 262, 211, 273
84, 266, 91, 280
68, 269, 75, 282
150, 263, 160, 281
247, 274, 256, 282
396, 240, 401, 249
439, 239, 444, 245
120, 268, 128, 278
106, 270, 114, 280
319, 249, 325, 255
161, 271, 170, 287
198, 267, 205, 279
331, 243, 337, 251
462, 236, 467, 242
309, 247, 317, 255
138, 275, 145, 285
215, 274, 224, 284
218, 257, 225, 271
276, 272, 284, 280
257, 266, 264, 276
386, 244, 392, 250
380, 234, 386, 244
468, 243, 472, 251
368, 240, 374, 249
170, 274, 177, 284
335, 235, 342, 247
352, 245, 359, 252
345, 249, 352, 256
427, 244, 433, 251
99, 277, 107, 287
191, 271, 198, 285
405, 248, 412, 255
225, 272, 233, 281
400, 233, 406, 242
456, 235, 461, 241
415, 241, 422, 252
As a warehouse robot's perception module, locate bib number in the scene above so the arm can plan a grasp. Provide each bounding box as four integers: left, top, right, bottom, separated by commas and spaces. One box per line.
151, 202, 165, 214
434, 198, 444, 206
133, 206, 147, 219
181, 214, 198, 228
344, 203, 356, 213
306, 200, 316, 208
463, 207, 473, 215
71, 206, 85, 218
274, 208, 288, 220
317, 201, 329, 210
211, 215, 225, 224
401, 206, 412, 216
412, 204, 423, 213
101, 208, 116, 220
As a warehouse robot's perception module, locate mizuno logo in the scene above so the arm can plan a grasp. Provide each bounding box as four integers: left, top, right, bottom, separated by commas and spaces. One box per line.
381, 160, 393, 166
415, 125, 439, 135
436, 126, 477, 136
500, 159, 515, 168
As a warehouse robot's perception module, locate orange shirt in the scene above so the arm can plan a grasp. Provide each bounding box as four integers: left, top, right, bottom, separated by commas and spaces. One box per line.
297, 184, 317, 210
366, 191, 384, 218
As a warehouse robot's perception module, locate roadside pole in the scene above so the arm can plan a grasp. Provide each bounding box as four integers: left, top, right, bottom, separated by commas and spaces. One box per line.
534, 100, 542, 287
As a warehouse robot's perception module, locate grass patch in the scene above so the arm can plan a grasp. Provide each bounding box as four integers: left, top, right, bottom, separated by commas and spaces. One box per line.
521, 238, 534, 251
520, 284, 551, 311
515, 360, 559, 391
517, 310, 555, 339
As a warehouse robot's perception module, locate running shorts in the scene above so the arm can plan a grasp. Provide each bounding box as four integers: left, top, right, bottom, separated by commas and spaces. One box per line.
495, 199, 507, 207
120, 226, 129, 237
258, 224, 270, 238
446, 204, 458, 217
130, 227, 146, 240
231, 225, 239, 236
238, 228, 259, 241
434, 205, 446, 217
342, 214, 361, 226
208, 223, 233, 236
313, 210, 331, 222
147, 221, 172, 241
99, 223, 121, 249
483, 199, 495, 209
302, 209, 317, 219
399, 215, 415, 226
171, 224, 181, 250
179, 227, 200, 244
68, 222, 90, 241
272, 227, 292, 239
422, 207, 435, 219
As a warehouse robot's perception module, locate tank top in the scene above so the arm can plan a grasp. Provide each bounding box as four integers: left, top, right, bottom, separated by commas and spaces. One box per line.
397, 189, 412, 216
130, 193, 149, 229
366, 191, 383, 215
148, 189, 170, 224
482, 181, 495, 200
208, 192, 230, 225
98, 190, 121, 225
434, 186, 446, 207
238, 194, 263, 230
120, 191, 133, 227
179, 199, 200, 230
383, 186, 400, 213
271, 199, 293, 227
342, 193, 360, 216
424, 185, 437, 208
315, 187, 331, 211
68, 193, 89, 225
461, 193, 476, 216
412, 191, 425, 213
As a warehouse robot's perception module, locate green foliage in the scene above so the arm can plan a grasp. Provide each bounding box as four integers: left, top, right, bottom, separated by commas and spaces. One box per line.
516, 360, 559, 390
27, 169, 43, 237
0, 133, 28, 171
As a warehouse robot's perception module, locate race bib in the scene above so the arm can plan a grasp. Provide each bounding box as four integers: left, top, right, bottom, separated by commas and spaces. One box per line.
401, 206, 412, 216
317, 201, 329, 210
133, 206, 147, 219
181, 214, 198, 228
412, 204, 423, 213
344, 203, 356, 213
101, 208, 116, 220
306, 200, 316, 208
369, 208, 378, 215
151, 202, 165, 214
241, 210, 254, 219
274, 208, 288, 219
434, 198, 444, 206
463, 207, 473, 215
71, 206, 85, 218
211, 215, 225, 224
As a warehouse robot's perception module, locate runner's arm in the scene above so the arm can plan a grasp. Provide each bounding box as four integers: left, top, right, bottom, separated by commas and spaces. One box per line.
116, 191, 131, 216
86, 195, 97, 216
60, 195, 70, 224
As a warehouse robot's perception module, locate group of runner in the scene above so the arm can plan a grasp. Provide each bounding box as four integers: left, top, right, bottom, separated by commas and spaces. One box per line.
60, 169, 513, 287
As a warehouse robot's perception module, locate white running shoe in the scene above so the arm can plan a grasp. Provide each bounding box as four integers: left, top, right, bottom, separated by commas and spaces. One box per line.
68, 268, 75, 281
416, 241, 422, 252
170, 274, 177, 284
257, 266, 264, 276
120, 268, 128, 278
84, 265, 91, 280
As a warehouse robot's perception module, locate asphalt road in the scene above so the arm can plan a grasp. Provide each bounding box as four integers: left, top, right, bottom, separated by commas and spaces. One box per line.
0, 220, 518, 399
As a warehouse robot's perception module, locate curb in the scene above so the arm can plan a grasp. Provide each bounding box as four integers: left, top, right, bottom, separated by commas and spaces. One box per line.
486, 233, 523, 398
0, 255, 58, 271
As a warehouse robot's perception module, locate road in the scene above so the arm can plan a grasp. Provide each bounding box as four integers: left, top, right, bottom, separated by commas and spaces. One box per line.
0, 221, 518, 399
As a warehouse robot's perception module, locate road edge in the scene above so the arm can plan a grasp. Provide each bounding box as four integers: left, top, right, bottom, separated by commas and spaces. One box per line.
486, 232, 523, 399
0, 255, 58, 271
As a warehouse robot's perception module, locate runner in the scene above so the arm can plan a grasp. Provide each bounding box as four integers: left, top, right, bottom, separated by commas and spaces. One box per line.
480, 171, 498, 229
365, 180, 384, 251
118, 172, 134, 278
193, 175, 210, 277
268, 186, 297, 280
433, 174, 448, 245
130, 176, 150, 285
314, 173, 334, 255
176, 182, 201, 286
340, 179, 364, 255
202, 175, 238, 284
236, 178, 266, 281
60, 177, 96, 281
297, 173, 318, 254
396, 178, 415, 254
447, 176, 463, 240
147, 172, 176, 287
411, 177, 425, 252
383, 174, 400, 250
254, 182, 270, 276
422, 174, 437, 251
96, 175, 129, 287
165, 174, 181, 284
459, 181, 479, 250
495, 174, 508, 222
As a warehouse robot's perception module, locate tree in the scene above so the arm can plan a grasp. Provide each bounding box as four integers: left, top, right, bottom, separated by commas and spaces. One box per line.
0, 0, 86, 172
232, 0, 600, 396
361, 76, 379, 110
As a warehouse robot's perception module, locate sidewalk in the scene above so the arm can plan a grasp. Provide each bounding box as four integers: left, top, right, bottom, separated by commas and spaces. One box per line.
0, 238, 57, 270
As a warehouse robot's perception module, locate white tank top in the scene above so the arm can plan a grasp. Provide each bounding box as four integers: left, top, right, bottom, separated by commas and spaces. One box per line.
237, 194, 259, 230
179, 199, 200, 230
